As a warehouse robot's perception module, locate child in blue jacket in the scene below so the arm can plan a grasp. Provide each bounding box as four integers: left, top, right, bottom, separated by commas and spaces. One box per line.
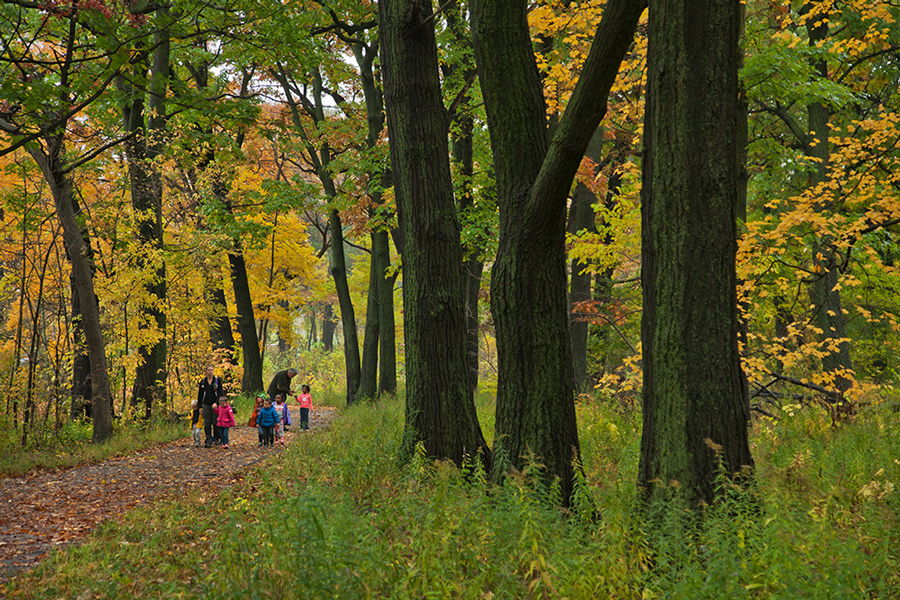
256, 398, 280, 447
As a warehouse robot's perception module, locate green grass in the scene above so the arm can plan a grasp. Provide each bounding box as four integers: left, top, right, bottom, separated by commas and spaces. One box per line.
3, 396, 899, 599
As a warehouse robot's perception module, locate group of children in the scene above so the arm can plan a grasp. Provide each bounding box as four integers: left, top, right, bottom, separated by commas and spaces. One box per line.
190, 384, 312, 449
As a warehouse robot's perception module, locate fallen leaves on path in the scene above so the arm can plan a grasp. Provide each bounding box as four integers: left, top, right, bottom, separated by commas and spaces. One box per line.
0, 406, 336, 584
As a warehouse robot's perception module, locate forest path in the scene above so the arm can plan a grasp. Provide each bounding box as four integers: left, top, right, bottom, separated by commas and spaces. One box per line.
0, 406, 336, 585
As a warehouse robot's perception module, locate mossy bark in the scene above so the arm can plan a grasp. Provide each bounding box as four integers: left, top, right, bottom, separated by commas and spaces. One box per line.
473, 0, 644, 502
639, 0, 753, 507
380, 0, 490, 466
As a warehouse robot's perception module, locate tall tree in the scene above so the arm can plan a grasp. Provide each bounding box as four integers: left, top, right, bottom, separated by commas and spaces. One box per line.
638, 0, 753, 506
270, 62, 362, 404
380, 0, 491, 466
0, 3, 117, 441
442, 0, 487, 395
346, 28, 398, 401
119, 5, 171, 418
196, 65, 264, 393
471, 0, 644, 500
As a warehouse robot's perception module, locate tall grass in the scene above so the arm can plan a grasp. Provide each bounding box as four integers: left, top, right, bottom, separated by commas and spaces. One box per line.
3, 396, 899, 599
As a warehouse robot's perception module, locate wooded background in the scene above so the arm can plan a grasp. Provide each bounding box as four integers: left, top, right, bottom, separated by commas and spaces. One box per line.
1, 0, 898, 505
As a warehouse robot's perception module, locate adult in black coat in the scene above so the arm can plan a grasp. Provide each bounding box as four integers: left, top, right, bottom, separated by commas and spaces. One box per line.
197, 365, 225, 447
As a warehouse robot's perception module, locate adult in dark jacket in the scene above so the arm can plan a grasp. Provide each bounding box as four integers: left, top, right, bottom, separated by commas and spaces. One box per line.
267, 368, 297, 403
197, 365, 225, 448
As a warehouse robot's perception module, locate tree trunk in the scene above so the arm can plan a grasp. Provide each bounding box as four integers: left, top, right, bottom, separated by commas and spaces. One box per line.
228, 248, 264, 392
187, 60, 261, 392
273, 65, 362, 404
307, 308, 317, 350
329, 210, 362, 405
70, 272, 92, 418
804, 4, 852, 393
207, 283, 235, 356
120, 13, 170, 419
377, 231, 399, 395
322, 303, 336, 351
30, 136, 113, 442
445, 1, 484, 395
638, 0, 753, 507
380, 0, 491, 467
566, 128, 610, 393
357, 237, 381, 400
472, 0, 643, 502
568, 179, 595, 394
352, 39, 396, 399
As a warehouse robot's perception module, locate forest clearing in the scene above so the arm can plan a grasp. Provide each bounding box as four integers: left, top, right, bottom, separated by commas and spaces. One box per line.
2, 0, 900, 597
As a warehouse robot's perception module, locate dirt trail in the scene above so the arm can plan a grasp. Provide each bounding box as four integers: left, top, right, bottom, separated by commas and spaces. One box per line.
0, 406, 335, 584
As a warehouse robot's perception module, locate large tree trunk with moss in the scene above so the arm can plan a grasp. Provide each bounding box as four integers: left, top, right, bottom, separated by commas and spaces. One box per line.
638, 0, 753, 507
472, 0, 643, 502
380, 0, 491, 467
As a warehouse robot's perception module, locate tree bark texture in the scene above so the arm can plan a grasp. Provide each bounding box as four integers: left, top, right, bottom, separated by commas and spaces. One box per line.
377, 232, 399, 396
472, 0, 643, 501
380, 0, 491, 467
639, 0, 753, 507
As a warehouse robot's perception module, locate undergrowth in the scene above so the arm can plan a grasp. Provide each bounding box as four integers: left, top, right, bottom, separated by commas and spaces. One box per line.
0, 412, 185, 477
3, 396, 899, 599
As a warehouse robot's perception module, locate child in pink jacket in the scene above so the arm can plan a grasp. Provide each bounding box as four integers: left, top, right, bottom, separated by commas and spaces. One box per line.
295, 384, 312, 431
215, 397, 237, 448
